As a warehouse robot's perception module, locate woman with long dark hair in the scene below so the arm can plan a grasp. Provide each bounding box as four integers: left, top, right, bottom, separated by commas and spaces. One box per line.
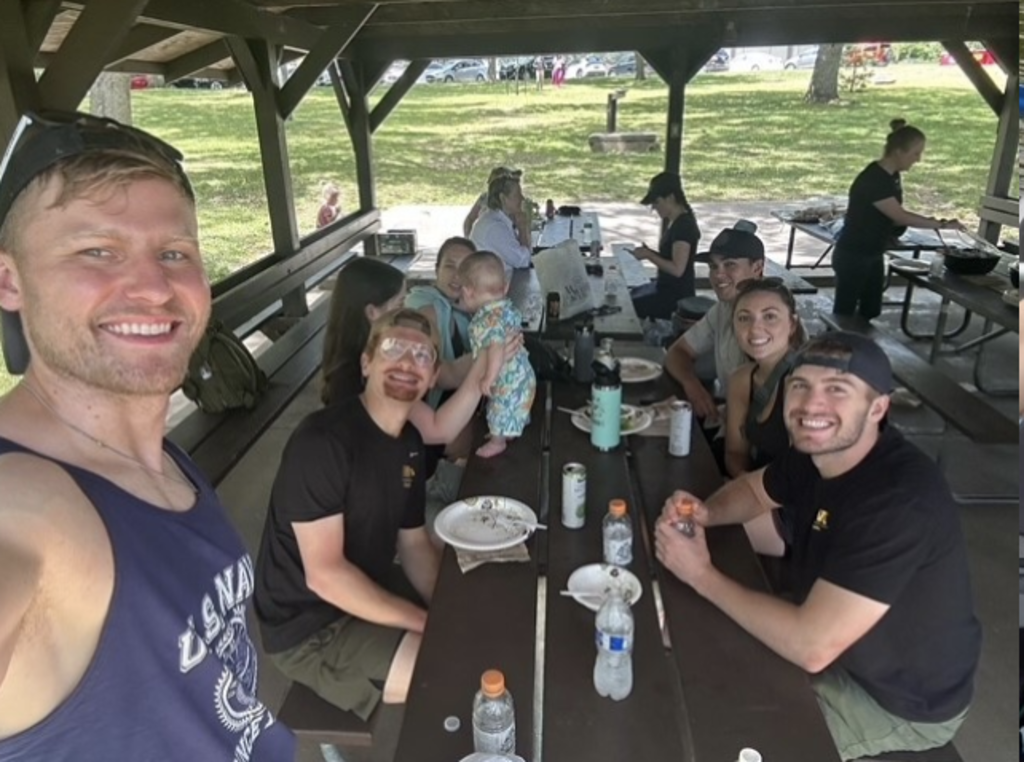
319, 257, 487, 446
629, 171, 701, 320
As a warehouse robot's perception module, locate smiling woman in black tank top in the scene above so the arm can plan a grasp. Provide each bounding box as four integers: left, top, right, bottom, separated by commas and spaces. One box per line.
724, 278, 806, 479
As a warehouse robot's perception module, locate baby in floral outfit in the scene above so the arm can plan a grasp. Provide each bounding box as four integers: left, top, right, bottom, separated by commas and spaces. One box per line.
458, 251, 537, 458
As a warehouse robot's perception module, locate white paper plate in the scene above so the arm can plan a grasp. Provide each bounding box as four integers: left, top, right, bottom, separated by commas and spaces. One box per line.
890, 259, 930, 274
566, 564, 643, 612
570, 404, 653, 436
434, 496, 538, 552
1002, 289, 1019, 308
618, 356, 663, 384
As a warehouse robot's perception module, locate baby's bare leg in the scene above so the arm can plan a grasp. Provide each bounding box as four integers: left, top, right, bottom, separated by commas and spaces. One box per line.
476, 435, 507, 458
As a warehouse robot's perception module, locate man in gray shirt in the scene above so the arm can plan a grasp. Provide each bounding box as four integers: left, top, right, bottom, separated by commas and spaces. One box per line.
664, 224, 766, 425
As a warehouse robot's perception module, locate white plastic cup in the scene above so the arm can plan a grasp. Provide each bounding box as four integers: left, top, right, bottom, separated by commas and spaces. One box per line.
737, 749, 762, 762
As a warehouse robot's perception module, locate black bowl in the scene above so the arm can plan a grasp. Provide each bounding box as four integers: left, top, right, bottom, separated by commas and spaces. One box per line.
1010, 262, 1019, 289
941, 248, 999, 276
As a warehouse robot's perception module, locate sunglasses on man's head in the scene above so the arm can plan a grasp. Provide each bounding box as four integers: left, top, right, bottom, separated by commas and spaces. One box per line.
377, 336, 437, 367
0, 110, 188, 197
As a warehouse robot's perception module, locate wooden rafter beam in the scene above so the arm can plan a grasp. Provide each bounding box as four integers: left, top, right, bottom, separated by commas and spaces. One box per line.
106, 24, 184, 66
164, 40, 232, 82
941, 40, 1003, 115
65, 0, 323, 50
24, 0, 63, 57
369, 58, 429, 132
38, 0, 150, 111
277, 5, 376, 118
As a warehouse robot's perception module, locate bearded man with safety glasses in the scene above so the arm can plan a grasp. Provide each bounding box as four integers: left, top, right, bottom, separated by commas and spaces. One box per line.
255, 308, 443, 727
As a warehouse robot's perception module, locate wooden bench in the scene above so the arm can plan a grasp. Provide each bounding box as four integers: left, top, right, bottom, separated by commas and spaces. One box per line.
276, 681, 374, 748
168, 211, 426, 486
818, 313, 1017, 446
859, 742, 963, 761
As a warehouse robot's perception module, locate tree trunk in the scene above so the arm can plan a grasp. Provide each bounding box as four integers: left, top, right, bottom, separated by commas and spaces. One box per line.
90, 72, 132, 123
489, 57, 498, 82
804, 43, 842, 103
635, 52, 646, 81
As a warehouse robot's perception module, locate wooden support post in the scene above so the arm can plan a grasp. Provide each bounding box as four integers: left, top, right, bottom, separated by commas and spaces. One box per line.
0, 1, 41, 145
228, 37, 306, 317
340, 59, 377, 254
978, 72, 1019, 244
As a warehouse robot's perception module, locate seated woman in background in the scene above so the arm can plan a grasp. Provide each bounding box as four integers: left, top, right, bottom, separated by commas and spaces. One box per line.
723, 277, 806, 479
320, 257, 488, 446
463, 166, 522, 236
629, 171, 701, 320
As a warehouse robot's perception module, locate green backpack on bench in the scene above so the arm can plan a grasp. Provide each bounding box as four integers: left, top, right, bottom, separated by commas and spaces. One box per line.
182, 319, 268, 414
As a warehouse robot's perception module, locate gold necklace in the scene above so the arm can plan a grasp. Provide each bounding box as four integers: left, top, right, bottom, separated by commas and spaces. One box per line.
21, 382, 200, 496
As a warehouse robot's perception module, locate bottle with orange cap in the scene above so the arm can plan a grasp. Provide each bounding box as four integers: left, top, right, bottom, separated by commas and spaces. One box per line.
472, 669, 516, 755
602, 498, 632, 566
674, 499, 697, 538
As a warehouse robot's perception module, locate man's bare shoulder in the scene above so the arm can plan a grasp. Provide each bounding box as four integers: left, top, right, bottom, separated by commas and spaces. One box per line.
0, 452, 93, 545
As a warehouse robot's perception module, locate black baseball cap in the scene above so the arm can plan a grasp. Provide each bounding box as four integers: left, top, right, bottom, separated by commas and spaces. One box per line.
639, 171, 683, 205
695, 227, 766, 263
0, 111, 192, 374
792, 332, 894, 395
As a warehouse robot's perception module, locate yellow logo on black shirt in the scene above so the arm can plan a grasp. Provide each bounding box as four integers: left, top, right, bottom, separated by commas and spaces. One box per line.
812, 509, 830, 532
402, 465, 415, 489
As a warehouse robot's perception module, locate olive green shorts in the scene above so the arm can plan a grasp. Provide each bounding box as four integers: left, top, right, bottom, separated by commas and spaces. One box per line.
811, 666, 968, 761
268, 569, 421, 721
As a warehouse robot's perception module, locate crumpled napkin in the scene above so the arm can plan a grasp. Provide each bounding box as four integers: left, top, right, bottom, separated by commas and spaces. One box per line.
455, 543, 531, 573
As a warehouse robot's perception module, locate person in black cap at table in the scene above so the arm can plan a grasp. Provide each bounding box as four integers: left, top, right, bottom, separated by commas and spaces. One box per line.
628, 171, 701, 320
0, 112, 294, 759
655, 332, 980, 761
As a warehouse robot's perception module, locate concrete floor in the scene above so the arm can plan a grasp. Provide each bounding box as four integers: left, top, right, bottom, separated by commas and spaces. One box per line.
214, 203, 1019, 762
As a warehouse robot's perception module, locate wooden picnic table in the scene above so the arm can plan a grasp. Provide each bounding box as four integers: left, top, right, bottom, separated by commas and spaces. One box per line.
610, 243, 817, 295
770, 211, 948, 270
394, 342, 841, 761
534, 210, 602, 253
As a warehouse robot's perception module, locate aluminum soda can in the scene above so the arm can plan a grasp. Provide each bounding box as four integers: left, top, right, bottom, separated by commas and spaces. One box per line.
668, 400, 692, 457
561, 463, 587, 529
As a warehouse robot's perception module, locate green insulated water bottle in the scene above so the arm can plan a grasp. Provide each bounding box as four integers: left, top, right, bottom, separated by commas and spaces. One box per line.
590, 355, 621, 451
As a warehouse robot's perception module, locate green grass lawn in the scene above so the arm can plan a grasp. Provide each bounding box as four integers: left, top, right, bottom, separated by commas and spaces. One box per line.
0, 63, 1016, 395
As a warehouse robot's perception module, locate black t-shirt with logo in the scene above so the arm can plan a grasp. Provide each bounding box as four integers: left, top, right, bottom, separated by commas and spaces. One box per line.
763, 426, 981, 723
655, 212, 701, 301
837, 161, 904, 256
255, 396, 426, 653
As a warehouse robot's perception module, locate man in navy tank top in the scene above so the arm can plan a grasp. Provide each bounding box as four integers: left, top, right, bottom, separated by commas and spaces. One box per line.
0, 113, 295, 760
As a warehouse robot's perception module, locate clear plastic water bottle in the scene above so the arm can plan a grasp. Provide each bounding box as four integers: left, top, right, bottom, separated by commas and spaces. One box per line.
602, 499, 632, 566
472, 669, 516, 755
594, 588, 634, 701
582, 221, 593, 246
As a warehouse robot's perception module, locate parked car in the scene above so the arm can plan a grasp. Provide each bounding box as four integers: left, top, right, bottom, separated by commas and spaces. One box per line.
168, 77, 225, 89
939, 48, 995, 66
701, 49, 731, 73
435, 59, 489, 83
381, 61, 409, 84
608, 55, 636, 78
498, 57, 535, 81
416, 61, 448, 83
729, 51, 783, 72
784, 47, 819, 70
844, 42, 896, 66
566, 55, 609, 79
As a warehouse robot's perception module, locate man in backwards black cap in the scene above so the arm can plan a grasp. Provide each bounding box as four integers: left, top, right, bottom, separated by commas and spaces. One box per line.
0, 113, 294, 759
655, 332, 980, 760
